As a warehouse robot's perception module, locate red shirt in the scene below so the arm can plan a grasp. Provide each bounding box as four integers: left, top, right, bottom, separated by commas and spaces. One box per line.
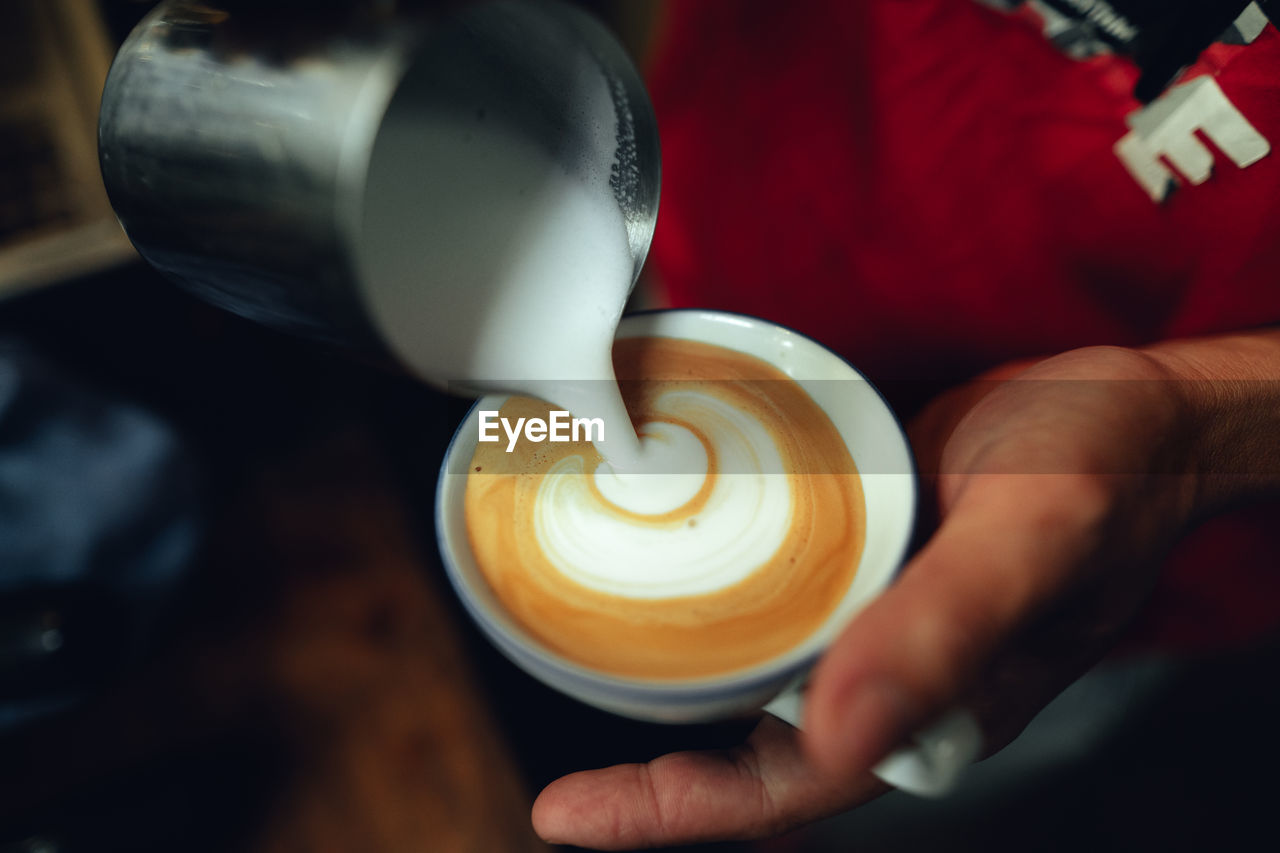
647, 0, 1280, 650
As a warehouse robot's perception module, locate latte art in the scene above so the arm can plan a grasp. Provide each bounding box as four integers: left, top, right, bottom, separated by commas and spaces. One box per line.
465, 337, 865, 678
541, 405, 791, 599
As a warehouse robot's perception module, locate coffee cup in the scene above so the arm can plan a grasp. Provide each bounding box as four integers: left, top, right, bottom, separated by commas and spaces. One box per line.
436, 309, 979, 796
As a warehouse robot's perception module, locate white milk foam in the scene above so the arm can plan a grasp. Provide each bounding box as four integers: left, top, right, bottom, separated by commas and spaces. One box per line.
538, 389, 794, 599
593, 421, 707, 515
359, 50, 643, 465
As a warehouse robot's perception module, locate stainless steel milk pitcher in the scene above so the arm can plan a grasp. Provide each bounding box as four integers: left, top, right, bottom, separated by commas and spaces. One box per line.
98, 0, 659, 368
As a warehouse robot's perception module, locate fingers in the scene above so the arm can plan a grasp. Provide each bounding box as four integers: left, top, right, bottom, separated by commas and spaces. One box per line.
803, 472, 1111, 780
532, 474, 1116, 850
531, 715, 885, 849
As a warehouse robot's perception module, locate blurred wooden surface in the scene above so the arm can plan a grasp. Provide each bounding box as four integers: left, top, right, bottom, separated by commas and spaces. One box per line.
0, 426, 549, 853
225, 430, 549, 853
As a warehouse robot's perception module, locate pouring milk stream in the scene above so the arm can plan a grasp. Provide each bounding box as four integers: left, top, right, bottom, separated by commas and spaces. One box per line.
357, 64, 649, 472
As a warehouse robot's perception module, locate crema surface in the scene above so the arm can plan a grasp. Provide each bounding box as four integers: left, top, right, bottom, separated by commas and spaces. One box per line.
464, 338, 865, 679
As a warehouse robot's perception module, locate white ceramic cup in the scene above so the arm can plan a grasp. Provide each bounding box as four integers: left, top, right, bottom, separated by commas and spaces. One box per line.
435, 309, 980, 796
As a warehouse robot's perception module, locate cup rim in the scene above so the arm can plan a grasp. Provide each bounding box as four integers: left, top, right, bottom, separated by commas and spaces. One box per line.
435, 307, 918, 702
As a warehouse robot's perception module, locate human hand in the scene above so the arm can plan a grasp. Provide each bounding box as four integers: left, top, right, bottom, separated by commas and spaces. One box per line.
532, 344, 1210, 849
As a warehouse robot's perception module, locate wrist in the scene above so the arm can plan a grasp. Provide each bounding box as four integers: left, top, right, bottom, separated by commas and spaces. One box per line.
1141, 331, 1280, 517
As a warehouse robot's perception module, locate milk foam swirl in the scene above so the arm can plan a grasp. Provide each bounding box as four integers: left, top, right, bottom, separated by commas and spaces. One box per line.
464, 337, 865, 679
538, 393, 793, 599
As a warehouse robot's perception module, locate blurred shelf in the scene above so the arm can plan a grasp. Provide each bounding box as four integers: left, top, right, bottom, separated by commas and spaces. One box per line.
0, 0, 135, 300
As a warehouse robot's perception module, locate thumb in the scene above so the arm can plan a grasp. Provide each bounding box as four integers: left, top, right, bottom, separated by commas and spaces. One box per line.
801, 472, 1109, 779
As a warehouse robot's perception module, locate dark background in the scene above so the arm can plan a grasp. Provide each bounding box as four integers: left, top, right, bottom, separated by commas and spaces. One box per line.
1, 3, 1278, 852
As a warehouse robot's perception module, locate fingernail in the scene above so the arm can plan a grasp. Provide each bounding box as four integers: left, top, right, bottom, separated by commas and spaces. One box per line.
822, 681, 916, 777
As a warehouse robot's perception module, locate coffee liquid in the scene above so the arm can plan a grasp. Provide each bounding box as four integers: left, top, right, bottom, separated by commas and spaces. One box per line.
465, 338, 866, 679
